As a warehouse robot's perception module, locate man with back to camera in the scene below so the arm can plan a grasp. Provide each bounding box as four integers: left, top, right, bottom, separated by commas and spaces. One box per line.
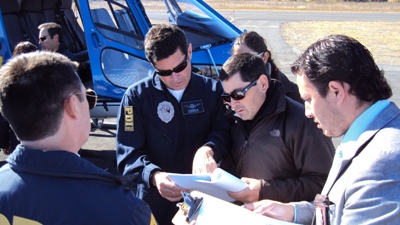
38, 22, 78, 62
219, 53, 335, 203
0, 51, 157, 224
116, 24, 232, 224
243, 35, 400, 225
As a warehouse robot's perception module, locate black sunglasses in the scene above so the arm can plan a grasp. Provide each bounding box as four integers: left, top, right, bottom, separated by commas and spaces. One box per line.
39, 35, 50, 41
71, 89, 98, 110
221, 79, 258, 102
85, 89, 98, 110
154, 55, 188, 76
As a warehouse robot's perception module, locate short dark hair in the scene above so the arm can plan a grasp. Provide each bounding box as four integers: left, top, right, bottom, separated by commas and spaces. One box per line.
220, 52, 270, 83
233, 31, 279, 79
144, 24, 188, 65
38, 22, 64, 43
12, 41, 38, 57
291, 34, 392, 102
0, 51, 81, 141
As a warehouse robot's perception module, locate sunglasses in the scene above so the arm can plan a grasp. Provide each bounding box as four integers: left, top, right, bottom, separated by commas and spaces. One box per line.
221, 79, 258, 102
39, 35, 50, 41
154, 55, 188, 76
70, 90, 98, 110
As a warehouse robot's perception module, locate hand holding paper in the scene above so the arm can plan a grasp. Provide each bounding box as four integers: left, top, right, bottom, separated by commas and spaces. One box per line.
227, 177, 261, 203
167, 168, 247, 202
153, 171, 186, 202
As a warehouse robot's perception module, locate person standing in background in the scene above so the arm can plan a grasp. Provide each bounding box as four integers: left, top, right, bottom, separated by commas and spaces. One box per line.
38, 22, 78, 62
0, 41, 38, 155
232, 31, 303, 104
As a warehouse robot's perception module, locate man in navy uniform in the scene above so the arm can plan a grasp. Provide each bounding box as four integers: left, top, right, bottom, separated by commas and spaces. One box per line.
116, 24, 232, 225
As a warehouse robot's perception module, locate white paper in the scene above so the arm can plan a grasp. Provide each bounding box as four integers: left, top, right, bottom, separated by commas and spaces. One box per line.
194, 192, 301, 225
167, 168, 247, 202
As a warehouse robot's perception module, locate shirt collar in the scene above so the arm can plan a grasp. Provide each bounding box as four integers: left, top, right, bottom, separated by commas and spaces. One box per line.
341, 99, 390, 144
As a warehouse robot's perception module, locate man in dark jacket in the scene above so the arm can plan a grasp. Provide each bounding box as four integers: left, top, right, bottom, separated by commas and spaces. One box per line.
116, 24, 232, 225
220, 53, 335, 203
38, 22, 78, 62
0, 51, 156, 225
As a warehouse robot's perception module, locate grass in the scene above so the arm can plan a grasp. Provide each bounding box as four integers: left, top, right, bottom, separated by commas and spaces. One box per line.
281, 21, 400, 66
202, 0, 400, 66
203, 0, 400, 12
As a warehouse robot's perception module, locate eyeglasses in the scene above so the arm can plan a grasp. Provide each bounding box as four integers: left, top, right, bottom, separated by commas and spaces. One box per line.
69, 90, 98, 110
221, 79, 258, 102
85, 89, 98, 110
39, 35, 50, 41
154, 55, 188, 76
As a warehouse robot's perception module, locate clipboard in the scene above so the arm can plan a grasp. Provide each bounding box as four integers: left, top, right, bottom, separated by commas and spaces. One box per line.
172, 191, 302, 225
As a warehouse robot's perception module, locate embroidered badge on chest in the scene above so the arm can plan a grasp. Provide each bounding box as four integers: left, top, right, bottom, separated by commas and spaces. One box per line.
157, 101, 174, 123
181, 100, 204, 116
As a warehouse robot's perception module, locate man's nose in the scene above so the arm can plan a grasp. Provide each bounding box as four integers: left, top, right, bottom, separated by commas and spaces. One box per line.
304, 102, 313, 118
230, 98, 240, 109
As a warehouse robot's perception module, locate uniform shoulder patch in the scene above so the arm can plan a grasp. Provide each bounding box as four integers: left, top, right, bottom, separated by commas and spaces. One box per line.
124, 106, 134, 131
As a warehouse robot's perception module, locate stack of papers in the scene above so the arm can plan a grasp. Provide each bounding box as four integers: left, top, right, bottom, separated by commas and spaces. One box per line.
167, 168, 247, 202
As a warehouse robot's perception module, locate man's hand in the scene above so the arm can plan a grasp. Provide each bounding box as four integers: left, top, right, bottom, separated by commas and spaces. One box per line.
192, 146, 217, 174
151, 171, 185, 202
243, 200, 294, 222
227, 177, 261, 203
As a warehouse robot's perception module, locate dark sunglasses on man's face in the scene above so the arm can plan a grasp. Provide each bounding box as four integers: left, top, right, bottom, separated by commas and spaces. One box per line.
85, 89, 98, 110
71, 89, 98, 110
39, 35, 49, 41
154, 55, 188, 76
221, 79, 258, 102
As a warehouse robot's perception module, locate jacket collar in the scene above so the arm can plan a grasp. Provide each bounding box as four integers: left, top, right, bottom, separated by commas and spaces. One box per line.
322, 102, 399, 195
341, 102, 399, 162
6, 147, 125, 184
242, 79, 286, 130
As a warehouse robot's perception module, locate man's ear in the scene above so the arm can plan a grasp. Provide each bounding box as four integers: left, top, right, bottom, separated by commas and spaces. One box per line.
64, 95, 79, 118
53, 34, 59, 42
258, 74, 269, 92
328, 80, 346, 103
187, 43, 192, 60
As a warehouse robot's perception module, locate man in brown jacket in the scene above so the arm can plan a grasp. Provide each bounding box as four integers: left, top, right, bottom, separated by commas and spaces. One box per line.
220, 52, 335, 203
